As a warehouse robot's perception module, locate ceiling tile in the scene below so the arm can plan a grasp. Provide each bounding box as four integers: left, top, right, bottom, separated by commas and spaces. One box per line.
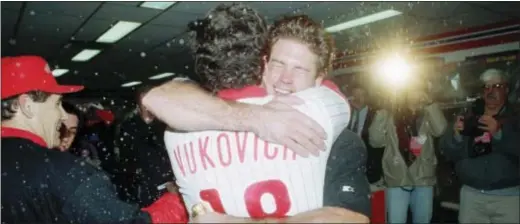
1, 1, 23, 11
107, 1, 141, 7
25, 1, 101, 18
7, 36, 63, 58
1, 9, 19, 38
117, 24, 185, 51
92, 3, 161, 22
150, 10, 202, 27
18, 14, 84, 41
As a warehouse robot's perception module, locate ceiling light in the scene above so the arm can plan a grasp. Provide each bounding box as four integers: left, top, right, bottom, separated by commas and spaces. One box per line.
326, 9, 402, 33
121, 81, 142, 87
71, 49, 102, 62
96, 21, 142, 44
149, 72, 175, 80
140, 1, 177, 10
52, 69, 69, 77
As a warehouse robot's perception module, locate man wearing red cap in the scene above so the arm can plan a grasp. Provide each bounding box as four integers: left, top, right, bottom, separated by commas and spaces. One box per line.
1, 55, 188, 223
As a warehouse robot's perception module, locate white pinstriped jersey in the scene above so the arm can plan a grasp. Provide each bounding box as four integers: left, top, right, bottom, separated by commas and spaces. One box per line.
164, 86, 350, 219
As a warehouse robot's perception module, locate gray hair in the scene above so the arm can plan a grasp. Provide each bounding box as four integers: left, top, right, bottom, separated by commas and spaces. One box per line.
480, 68, 509, 84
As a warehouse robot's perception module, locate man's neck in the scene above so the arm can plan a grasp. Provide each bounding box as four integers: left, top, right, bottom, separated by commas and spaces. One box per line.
2, 119, 43, 139
2, 120, 49, 147
2, 119, 31, 132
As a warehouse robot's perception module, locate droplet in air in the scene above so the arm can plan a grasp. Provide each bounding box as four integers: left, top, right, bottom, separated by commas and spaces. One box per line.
166, 42, 171, 47
8, 39, 16, 45
94, 72, 99, 76
179, 39, 185, 45
185, 65, 189, 69
29, 10, 36, 16
140, 52, 146, 58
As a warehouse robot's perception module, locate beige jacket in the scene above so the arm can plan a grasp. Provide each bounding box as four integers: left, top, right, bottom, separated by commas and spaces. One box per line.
369, 103, 447, 187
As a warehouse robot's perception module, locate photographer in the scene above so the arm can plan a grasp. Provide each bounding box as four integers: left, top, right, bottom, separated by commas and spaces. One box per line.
369, 88, 447, 224
440, 68, 519, 223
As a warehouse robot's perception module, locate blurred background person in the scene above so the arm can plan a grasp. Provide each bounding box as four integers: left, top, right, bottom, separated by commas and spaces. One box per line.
369, 88, 447, 224
57, 101, 80, 152
440, 68, 519, 223
58, 101, 102, 168
348, 85, 385, 186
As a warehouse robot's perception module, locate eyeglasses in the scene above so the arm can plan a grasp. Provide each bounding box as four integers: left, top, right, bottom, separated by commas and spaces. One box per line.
482, 83, 507, 90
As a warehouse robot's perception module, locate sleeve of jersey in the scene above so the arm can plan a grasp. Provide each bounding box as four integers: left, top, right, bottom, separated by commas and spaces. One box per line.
291, 86, 351, 143
323, 128, 371, 218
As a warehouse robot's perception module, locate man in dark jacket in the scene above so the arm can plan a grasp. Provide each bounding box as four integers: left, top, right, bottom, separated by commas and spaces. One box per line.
440, 68, 519, 223
1, 55, 187, 223
348, 86, 384, 185
114, 85, 174, 207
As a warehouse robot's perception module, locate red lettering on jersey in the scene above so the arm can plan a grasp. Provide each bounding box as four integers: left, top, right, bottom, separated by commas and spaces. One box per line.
184, 142, 197, 174
244, 180, 291, 218
198, 136, 215, 170
282, 146, 297, 160
199, 189, 226, 213
200, 179, 291, 219
217, 133, 232, 167
235, 132, 248, 163
253, 135, 260, 161
173, 146, 186, 177
264, 142, 279, 160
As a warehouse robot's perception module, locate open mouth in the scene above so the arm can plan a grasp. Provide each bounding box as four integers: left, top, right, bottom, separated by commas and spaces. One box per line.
274, 88, 292, 95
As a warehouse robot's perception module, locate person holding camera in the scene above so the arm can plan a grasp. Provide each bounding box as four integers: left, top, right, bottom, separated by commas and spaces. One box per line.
440, 68, 519, 223
369, 88, 447, 224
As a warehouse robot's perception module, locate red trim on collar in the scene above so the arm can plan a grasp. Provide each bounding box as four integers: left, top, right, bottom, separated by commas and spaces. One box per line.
217, 85, 267, 100
216, 80, 344, 100
1, 127, 48, 147
322, 80, 340, 92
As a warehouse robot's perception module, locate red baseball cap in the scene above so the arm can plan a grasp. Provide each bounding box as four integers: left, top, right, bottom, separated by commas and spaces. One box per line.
1, 55, 84, 99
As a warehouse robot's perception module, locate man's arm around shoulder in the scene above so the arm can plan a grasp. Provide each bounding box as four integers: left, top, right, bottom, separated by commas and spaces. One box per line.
144, 79, 327, 156
142, 79, 254, 132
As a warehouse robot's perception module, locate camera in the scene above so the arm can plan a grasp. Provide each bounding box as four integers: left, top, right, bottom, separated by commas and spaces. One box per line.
460, 115, 484, 137
460, 114, 493, 157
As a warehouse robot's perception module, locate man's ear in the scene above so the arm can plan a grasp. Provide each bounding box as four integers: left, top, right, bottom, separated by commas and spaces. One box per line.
17, 94, 36, 119
262, 55, 268, 66
314, 72, 325, 87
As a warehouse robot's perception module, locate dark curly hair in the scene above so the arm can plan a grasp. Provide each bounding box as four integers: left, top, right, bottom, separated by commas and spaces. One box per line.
265, 15, 335, 75
187, 3, 268, 93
